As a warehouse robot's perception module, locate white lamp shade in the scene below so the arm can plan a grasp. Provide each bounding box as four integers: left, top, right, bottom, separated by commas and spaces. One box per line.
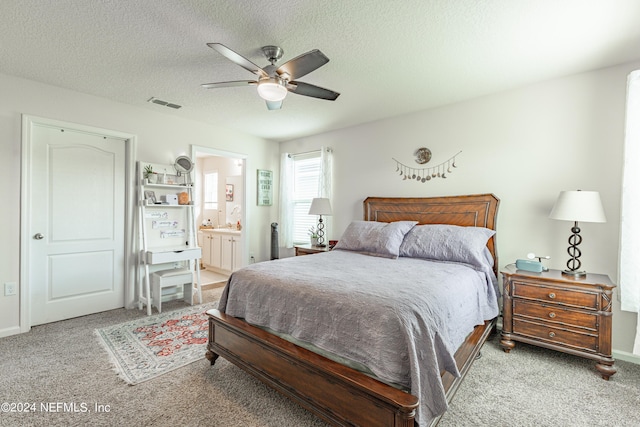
257, 80, 288, 102
549, 190, 606, 223
308, 198, 332, 216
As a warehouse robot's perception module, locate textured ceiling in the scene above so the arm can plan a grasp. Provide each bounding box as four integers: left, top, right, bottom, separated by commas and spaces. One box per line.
1, 0, 640, 141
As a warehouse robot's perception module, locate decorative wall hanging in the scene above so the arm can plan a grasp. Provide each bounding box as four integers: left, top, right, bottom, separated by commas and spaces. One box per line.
392, 150, 462, 183
152, 220, 179, 229
226, 184, 234, 201
414, 147, 432, 164
257, 170, 273, 206
160, 229, 185, 239
144, 211, 168, 219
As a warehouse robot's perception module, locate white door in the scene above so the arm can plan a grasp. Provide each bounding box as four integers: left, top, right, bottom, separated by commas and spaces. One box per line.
29, 122, 126, 325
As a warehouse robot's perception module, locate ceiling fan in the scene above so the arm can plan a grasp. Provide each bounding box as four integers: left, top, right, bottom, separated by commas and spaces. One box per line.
202, 43, 340, 110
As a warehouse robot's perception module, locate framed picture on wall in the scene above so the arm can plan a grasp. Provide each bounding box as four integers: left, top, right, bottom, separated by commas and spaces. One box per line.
257, 169, 273, 206
226, 184, 234, 201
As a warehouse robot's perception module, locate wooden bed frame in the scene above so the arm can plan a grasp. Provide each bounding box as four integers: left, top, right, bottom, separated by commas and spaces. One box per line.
206, 194, 500, 427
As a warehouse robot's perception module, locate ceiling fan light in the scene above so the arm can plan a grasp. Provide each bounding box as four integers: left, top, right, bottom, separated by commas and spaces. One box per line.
257, 80, 288, 102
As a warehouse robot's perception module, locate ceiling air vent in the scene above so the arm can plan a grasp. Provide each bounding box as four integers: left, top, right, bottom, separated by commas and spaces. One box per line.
147, 97, 182, 109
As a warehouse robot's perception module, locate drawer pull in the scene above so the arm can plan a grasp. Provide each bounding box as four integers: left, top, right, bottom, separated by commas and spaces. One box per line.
548, 292, 556, 299
548, 331, 556, 338
548, 312, 556, 318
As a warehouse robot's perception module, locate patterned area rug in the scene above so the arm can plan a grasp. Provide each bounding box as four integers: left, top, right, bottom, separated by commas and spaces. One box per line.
95, 303, 218, 385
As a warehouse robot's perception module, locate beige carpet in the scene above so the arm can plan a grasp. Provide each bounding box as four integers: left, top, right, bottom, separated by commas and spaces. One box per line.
1, 288, 639, 426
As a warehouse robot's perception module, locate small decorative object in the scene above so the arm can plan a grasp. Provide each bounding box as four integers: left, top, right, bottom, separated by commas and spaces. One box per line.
308, 226, 319, 246
178, 192, 189, 205
174, 155, 194, 185
414, 147, 432, 164
226, 184, 234, 201
392, 150, 462, 183
144, 190, 156, 204
257, 170, 273, 206
144, 165, 158, 184
308, 198, 332, 247
549, 190, 606, 277
161, 194, 179, 205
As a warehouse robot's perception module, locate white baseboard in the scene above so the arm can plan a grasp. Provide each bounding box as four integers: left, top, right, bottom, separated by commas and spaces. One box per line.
0, 326, 22, 338
613, 349, 640, 365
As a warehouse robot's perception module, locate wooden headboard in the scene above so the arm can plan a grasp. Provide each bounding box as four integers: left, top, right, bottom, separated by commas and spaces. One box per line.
363, 194, 500, 273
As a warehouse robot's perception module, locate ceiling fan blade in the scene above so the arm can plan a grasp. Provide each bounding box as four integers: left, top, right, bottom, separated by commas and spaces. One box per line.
287, 81, 340, 100
276, 49, 329, 80
201, 80, 257, 89
207, 43, 268, 78
265, 100, 283, 110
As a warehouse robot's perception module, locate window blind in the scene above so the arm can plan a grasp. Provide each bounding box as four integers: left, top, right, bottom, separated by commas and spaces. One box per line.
292, 154, 321, 244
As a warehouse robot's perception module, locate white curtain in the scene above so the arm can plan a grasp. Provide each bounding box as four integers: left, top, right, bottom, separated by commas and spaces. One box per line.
279, 152, 294, 248
319, 147, 334, 238
620, 69, 640, 355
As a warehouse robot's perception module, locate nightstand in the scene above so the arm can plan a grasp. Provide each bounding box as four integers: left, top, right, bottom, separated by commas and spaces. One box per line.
294, 244, 332, 256
500, 265, 616, 380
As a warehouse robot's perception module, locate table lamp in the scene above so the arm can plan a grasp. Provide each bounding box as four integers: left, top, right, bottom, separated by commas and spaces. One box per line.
308, 198, 332, 247
549, 190, 606, 277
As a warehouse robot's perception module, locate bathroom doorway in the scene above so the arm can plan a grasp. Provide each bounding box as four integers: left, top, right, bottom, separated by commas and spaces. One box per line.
191, 145, 246, 288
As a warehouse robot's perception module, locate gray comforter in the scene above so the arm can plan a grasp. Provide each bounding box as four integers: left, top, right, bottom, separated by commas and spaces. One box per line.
218, 250, 499, 426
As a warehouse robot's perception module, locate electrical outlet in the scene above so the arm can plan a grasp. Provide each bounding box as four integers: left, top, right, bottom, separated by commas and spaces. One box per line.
4, 282, 17, 296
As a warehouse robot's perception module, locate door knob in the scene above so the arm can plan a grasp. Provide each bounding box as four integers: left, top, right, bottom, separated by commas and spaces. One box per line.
34, 233, 44, 240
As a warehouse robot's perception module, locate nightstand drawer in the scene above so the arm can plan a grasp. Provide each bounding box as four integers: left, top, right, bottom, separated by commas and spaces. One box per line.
512, 281, 598, 310
513, 318, 598, 352
513, 300, 597, 331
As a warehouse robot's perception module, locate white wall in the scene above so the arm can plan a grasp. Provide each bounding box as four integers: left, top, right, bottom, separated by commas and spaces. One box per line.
281, 60, 640, 355
0, 72, 279, 337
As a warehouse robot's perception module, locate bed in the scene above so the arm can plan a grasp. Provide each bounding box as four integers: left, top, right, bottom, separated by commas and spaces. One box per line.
206, 194, 500, 427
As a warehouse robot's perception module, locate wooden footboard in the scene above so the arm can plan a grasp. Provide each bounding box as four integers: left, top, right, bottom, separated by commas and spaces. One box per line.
206, 309, 496, 427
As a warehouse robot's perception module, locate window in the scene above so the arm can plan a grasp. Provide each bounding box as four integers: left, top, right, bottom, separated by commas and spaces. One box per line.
620, 70, 640, 355
280, 147, 332, 248
291, 153, 321, 244
204, 171, 218, 210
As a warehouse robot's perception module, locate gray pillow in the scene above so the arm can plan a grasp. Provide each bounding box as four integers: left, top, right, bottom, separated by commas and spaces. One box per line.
398, 224, 495, 269
333, 220, 418, 259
